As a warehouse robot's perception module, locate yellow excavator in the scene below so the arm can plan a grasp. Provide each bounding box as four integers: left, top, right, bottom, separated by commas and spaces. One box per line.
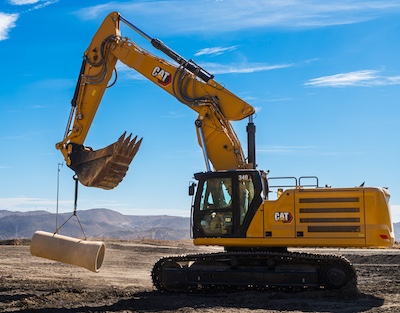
56, 12, 394, 291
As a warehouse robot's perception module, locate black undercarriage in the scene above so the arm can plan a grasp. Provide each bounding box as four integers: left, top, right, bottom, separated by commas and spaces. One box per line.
151, 250, 356, 292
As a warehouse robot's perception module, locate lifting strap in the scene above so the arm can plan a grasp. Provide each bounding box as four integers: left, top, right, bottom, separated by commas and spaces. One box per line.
54, 175, 87, 239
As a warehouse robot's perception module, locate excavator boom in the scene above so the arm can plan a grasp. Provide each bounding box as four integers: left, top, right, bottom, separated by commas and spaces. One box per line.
56, 12, 254, 189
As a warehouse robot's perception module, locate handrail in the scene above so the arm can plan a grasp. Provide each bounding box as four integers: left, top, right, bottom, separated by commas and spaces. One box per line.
268, 176, 319, 189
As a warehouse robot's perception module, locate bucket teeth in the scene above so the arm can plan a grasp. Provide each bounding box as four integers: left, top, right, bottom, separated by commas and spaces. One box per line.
68, 132, 142, 190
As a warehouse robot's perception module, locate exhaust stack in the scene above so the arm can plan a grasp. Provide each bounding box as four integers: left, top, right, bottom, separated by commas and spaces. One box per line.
246, 115, 256, 169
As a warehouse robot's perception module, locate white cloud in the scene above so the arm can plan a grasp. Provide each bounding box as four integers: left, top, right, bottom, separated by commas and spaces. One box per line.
195, 46, 239, 57
8, 0, 39, 5
305, 70, 400, 87
0, 197, 71, 212
5, 130, 48, 141
202, 62, 293, 75
75, 1, 400, 34
1, 1, 58, 40
75, 4, 111, 20
25, 0, 59, 12
265, 96, 294, 102
256, 145, 362, 157
257, 145, 317, 155
0, 12, 18, 40
159, 111, 185, 119
29, 78, 75, 89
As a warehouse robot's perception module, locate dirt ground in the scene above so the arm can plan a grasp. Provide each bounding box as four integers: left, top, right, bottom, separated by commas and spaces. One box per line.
0, 240, 399, 313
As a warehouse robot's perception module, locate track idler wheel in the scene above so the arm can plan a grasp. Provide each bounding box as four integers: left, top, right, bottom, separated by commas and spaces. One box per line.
152, 259, 185, 292
322, 264, 354, 289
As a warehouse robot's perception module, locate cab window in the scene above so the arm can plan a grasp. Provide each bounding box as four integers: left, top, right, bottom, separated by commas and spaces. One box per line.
238, 174, 255, 225
199, 178, 233, 235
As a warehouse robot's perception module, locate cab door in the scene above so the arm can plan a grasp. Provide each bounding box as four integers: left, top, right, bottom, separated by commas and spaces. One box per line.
192, 170, 264, 239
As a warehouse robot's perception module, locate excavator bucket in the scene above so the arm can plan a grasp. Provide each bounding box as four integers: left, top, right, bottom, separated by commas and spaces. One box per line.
68, 132, 142, 190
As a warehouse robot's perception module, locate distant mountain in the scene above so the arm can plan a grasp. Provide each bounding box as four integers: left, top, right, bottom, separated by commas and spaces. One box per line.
0, 209, 190, 240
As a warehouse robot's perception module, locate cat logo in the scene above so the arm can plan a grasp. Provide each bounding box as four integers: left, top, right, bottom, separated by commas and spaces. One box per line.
274, 212, 293, 223
152, 66, 172, 86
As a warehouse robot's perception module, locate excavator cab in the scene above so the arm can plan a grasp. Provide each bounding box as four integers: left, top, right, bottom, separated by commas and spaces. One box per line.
191, 170, 267, 239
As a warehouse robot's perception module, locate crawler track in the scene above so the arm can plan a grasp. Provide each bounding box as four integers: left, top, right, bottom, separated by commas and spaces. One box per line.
151, 250, 357, 292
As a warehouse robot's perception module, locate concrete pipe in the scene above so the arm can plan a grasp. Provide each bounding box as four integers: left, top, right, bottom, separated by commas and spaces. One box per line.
30, 231, 105, 272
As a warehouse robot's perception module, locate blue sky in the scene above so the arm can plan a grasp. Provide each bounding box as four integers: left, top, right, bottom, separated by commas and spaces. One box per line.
1, 0, 399, 223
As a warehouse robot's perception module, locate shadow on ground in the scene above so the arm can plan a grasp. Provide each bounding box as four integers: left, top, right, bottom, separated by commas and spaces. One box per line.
11, 288, 385, 313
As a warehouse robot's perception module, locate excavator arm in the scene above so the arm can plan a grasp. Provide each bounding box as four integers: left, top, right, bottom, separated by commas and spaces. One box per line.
56, 12, 255, 189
